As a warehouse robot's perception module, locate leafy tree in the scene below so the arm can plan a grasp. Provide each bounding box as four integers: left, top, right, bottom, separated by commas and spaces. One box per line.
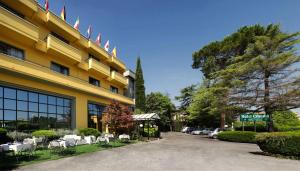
104, 101, 134, 134
145, 92, 175, 131
135, 57, 146, 111
273, 111, 300, 127
175, 84, 197, 111
217, 24, 300, 131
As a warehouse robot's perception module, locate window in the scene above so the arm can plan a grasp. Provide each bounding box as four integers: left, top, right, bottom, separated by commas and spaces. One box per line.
0, 85, 72, 130
0, 41, 24, 59
88, 103, 105, 131
89, 77, 100, 87
110, 86, 118, 94
88, 54, 100, 61
51, 32, 69, 44
51, 62, 69, 76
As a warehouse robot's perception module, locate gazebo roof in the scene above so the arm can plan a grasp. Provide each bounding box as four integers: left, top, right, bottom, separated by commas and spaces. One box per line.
132, 113, 160, 121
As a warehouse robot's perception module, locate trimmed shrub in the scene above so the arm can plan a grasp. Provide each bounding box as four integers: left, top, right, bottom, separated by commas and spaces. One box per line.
256, 131, 300, 156
78, 128, 100, 137
234, 122, 267, 132
7, 131, 32, 142
274, 125, 300, 132
217, 131, 256, 143
32, 130, 59, 141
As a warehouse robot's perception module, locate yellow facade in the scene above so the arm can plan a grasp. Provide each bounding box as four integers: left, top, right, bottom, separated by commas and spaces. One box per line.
0, 0, 134, 130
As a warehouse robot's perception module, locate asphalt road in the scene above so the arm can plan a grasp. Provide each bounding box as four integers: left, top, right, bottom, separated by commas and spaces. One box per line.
17, 132, 300, 171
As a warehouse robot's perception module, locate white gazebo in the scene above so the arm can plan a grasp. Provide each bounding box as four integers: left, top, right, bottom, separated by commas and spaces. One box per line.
132, 113, 160, 140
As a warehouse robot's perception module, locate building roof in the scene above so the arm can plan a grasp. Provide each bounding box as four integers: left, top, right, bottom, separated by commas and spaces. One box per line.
132, 113, 160, 121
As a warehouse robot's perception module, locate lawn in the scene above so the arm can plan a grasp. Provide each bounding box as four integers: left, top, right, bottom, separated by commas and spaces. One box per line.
0, 140, 137, 170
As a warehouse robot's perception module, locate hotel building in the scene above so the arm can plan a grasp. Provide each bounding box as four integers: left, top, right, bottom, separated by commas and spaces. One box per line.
0, 0, 135, 131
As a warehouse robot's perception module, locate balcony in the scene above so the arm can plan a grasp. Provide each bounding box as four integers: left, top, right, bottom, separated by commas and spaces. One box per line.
0, 6, 39, 44
88, 41, 110, 60
46, 34, 82, 63
46, 12, 80, 42
88, 58, 110, 78
110, 71, 128, 86
0, 53, 134, 105
1, 0, 38, 17
110, 57, 126, 72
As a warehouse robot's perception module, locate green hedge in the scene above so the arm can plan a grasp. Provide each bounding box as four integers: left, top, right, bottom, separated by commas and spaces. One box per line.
32, 130, 59, 141
256, 131, 300, 156
217, 131, 256, 143
234, 122, 267, 132
78, 128, 100, 137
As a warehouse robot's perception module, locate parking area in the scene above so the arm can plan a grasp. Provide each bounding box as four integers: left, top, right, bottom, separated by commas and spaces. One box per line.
17, 132, 300, 171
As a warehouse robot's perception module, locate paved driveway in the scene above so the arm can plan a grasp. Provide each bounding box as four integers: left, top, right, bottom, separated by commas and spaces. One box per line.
17, 132, 300, 171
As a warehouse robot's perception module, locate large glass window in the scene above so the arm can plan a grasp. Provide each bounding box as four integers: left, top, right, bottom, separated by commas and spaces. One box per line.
88, 103, 105, 131
0, 41, 24, 60
0, 85, 72, 131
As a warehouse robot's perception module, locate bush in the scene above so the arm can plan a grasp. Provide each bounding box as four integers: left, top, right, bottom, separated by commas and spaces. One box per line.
256, 131, 300, 156
217, 131, 256, 143
7, 131, 32, 142
0, 128, 12, 144
274, 125, 300, 132
32, 130, 59, 141
234, 122, 267, 132
56, 129, 78, 137
78, 128, 100, 137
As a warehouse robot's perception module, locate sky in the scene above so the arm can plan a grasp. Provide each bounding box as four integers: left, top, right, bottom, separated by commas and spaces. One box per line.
37, 0, 300, 106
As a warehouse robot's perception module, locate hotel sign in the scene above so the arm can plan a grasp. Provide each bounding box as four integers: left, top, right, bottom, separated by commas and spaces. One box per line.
240, 114, 270, 122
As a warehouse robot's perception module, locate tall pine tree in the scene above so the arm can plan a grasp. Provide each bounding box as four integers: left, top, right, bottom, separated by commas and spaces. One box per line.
135, 57, 146, 112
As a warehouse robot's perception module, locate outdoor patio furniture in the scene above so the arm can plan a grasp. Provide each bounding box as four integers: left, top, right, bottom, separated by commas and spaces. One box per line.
119, 134, 130, 142
84, 136, 96, 144
96, 136, 109, 144
76, 139, 87, 145
65, 138, 76, 147
105, 134, 114, 141
63, 135, 82, 141
48, 140, 67, 149
0, 144, 10, 151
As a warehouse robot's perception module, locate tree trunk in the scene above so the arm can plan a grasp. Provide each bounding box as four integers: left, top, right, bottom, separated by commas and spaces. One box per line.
264, 70, 274, 132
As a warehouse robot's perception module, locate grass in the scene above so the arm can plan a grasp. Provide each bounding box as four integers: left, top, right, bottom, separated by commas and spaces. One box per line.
0, 140, 137, 170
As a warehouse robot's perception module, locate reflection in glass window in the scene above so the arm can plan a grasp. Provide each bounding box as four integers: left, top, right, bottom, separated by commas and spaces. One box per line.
0, 85, 72, 130
17, 101, 27, 111
17, 90, 27, 101
39, 94, 47, 104
4, 88, 16, 99
4, 110, 16, 121
28, 92, 38, 102
17, 111, 28, 121
4, 99, 16, 110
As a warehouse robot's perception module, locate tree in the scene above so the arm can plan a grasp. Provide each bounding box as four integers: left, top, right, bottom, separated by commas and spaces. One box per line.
217, 24, 300, 131
145, 92, 175, 131
192, 24, 300, 131
104, 101, 134, 134
135, 57, 146, 111
175, 84, 197, 111
273, 110, 300, 127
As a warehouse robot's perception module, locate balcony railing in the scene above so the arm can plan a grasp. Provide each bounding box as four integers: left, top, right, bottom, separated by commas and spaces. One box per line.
88, 58, 110, 78
110, 71, 128, 86
46, 34, 82, 63
88, 41, 110, 60
0, 6, 39, 43
46, 12, 80, 42
110, 57, 126, 71
0, 53, 134, 105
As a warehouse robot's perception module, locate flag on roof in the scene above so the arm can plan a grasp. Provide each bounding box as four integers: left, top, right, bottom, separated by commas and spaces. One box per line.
45, 0, 49, 12
104, 40, 110, 52
95, 33, 101, 46
60, 5, 66, 21
73, 17, 80, 30
87, 25, 92, 39
112, 47, 117, 57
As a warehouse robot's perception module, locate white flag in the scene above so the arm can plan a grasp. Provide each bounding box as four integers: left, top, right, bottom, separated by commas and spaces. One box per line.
104, 40, 110, 52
